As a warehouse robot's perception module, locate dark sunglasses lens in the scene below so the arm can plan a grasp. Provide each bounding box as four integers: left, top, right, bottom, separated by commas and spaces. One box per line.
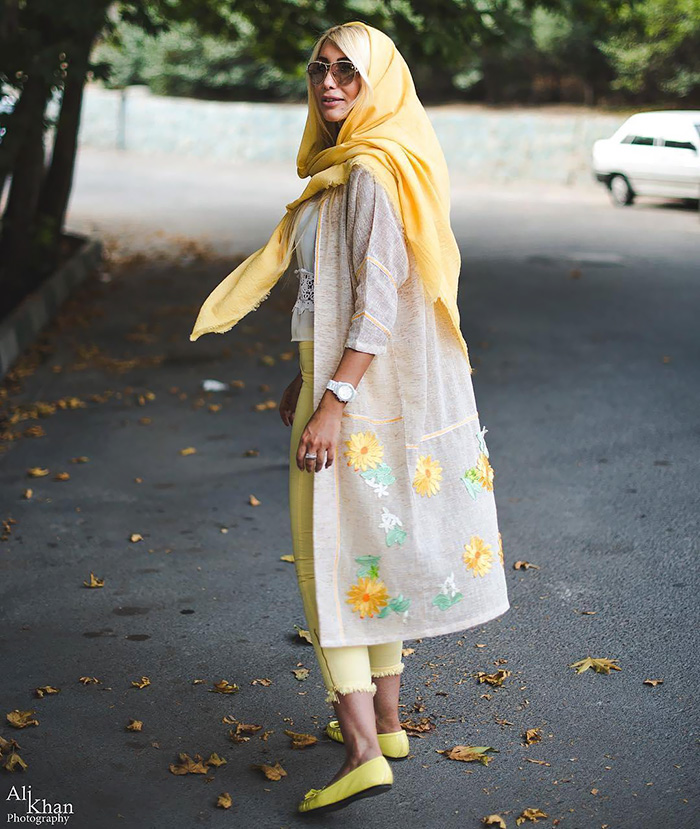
307, 62, 327, 84
333, 62, 356, 84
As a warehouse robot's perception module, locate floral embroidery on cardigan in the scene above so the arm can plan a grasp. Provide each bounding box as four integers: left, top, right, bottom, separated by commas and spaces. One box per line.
460, 428, 495, 499
345, 430, 397, 498
344, 430, 383, 471
476, 426, 489, 457
346, 555, 411, 621
379, 506, 407, 546
497, 532, 504, 568
412, 454, 443, 497
463, 535, 493, 577
431, 571, 464, 610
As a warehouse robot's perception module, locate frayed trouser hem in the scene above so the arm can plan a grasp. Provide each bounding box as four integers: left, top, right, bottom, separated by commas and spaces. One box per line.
371, 663, 405, 678
325, 682, 377, 705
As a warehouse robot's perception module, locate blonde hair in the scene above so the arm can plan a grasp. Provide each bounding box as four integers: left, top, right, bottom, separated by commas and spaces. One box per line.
281, 22, 373, 272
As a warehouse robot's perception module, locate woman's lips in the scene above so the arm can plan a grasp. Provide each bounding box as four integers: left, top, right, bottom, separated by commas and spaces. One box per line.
321, 98, 343, 108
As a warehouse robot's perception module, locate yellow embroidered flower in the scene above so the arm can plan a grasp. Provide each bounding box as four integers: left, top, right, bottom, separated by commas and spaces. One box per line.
475, 452, 494, 491
344, 431, 383, 472
412, 454, 443, 497
346, 578, 390, 618
462, 535, 493, 577
497, 532, 504, 567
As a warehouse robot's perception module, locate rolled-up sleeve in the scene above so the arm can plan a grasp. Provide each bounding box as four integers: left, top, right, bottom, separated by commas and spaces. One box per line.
344, 165, 409, 356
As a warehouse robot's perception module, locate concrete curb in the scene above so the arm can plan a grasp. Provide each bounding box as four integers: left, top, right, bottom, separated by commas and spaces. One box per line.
0, 235, 103, 381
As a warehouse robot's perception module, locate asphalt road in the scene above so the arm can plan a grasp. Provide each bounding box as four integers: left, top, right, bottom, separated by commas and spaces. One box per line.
1, 149, 698, 828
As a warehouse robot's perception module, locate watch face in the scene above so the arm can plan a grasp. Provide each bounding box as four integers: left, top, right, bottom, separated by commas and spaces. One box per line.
339, 384, 352, 401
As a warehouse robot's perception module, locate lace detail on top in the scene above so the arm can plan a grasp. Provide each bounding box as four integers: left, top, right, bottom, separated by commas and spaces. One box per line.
293, 267, 314, 315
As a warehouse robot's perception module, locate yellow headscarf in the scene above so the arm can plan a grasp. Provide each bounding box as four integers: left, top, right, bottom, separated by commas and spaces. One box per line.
189, 21, 469, 362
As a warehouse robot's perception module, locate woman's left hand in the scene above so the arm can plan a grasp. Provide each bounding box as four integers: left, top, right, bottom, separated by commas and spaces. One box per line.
296, 404, 343, 473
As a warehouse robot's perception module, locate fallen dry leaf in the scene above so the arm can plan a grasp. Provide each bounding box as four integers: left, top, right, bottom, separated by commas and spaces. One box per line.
643, 678, 663, 686
483, 815, 506, 828
249, 495, 261, 506
516, 807, 549, 824
523, 728, 542, 745
569, 657, 621, 675
131, 676, 151, 689
251, 678, 272, 687
22, 489, 33, 499
228, 721, 263, 744
3, 751, 28, 772
53, 472, 70, 481
476, 669, 511, 687
79, 676, 100, 685
211, 679, 239, 695
70, 456, 89, 463
284, 729, 317, 749
126, 719, 143, 731
179, 447, 197, 455
400, 716, 434, 736
216, 792, 233, 809
83, 572, 104, 588
207, 753, 227, 767
513, 560, 539, 570
252, 760, 287, 781
34, 686, 60, 698
293, 625, 312, 644
280, 554, 295, 563
27, 467, 49, 478
129, 533, 143, 542
6, 710, 39, 729
291, 668, 309, 681
439, 745, 499, 765
169, 752, 210, 775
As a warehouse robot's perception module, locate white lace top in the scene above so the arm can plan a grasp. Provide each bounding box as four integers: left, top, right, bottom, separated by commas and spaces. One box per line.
290, 197, 320, 342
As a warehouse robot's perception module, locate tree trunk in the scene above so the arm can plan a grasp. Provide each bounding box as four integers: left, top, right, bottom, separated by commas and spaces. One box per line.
34, 38, 93, 273
0, 74, 51, 314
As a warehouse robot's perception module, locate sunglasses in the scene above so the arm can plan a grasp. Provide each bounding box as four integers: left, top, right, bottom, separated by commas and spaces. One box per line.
306, 59, 359, 87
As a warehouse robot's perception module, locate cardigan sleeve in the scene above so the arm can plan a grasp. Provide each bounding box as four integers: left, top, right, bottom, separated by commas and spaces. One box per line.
344, 165, 410, 356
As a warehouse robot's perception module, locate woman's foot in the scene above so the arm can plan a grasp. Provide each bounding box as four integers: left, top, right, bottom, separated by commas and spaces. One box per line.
324, 746, 383, 788
375, 716, 403, 735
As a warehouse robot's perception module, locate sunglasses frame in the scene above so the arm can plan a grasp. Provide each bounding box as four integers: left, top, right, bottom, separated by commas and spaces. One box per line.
306, 59, 359, 87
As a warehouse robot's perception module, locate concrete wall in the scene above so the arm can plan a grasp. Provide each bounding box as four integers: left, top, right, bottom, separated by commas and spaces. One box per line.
78, 85, 627, 186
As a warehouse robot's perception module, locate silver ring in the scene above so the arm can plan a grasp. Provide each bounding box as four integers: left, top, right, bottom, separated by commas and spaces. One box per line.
305, 453, 317, 459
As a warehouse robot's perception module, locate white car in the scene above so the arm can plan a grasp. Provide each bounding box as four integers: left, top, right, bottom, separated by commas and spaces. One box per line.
592, 110, 700, 206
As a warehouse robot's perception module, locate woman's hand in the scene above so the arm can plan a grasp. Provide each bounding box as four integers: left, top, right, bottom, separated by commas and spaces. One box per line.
279, 372, 302, 427
295, 401, 343, 473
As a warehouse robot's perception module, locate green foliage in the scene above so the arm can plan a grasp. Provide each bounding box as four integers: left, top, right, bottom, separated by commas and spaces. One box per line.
92, 18, 300, 99
598, 0, 700, 98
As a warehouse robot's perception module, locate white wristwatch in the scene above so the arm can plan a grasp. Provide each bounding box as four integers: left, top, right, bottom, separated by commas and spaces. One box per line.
326, 379, 358, 403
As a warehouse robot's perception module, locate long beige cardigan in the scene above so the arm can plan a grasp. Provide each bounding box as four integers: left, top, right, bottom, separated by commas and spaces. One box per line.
294, 163, 510, 647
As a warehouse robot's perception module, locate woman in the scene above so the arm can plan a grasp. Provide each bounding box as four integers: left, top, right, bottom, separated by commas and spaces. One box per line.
190, 21, 510, 816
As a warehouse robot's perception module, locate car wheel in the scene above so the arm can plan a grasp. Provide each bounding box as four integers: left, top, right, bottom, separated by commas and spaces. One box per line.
608, 174, 635, 206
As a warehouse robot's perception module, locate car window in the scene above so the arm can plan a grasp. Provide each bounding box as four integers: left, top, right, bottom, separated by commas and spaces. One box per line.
662, 139, 696, 151
621, 135, 656, 146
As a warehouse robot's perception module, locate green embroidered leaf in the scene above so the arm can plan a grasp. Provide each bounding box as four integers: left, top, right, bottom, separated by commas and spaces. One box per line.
389, 594, 411, 613
432, 593, 452, 610
355, 554, 381, 578
385, 527, 407, 547
460, 472, 482, 500
361, 462, 396, 486
377, 605, 392, 618
432, 592, 464, 610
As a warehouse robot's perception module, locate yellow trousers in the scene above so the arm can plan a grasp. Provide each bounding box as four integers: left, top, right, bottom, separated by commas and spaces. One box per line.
289, 340, 404, 705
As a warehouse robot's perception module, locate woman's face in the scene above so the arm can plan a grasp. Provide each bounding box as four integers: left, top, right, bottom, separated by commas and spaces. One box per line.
312, 40, 362, 126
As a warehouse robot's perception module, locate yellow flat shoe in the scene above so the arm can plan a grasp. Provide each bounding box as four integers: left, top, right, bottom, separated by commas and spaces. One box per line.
326, 719, 410, 759
297, 754, 393, 815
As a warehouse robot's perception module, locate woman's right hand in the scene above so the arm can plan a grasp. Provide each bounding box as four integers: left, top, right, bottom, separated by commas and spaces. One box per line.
279, 372, 303, 427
